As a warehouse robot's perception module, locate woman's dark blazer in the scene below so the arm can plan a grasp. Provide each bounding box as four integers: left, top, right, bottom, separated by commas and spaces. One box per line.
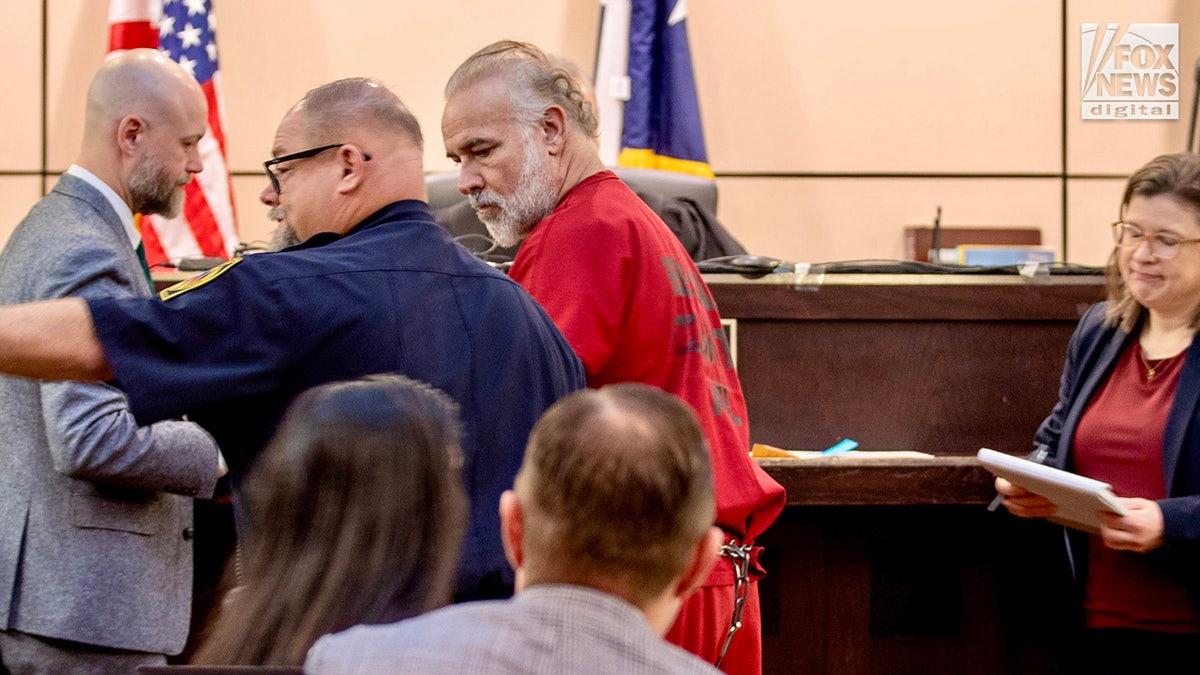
1034, 301, 1200, 606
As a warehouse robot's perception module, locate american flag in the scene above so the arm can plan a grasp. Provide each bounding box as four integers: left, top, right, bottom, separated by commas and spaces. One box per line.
108, 0, 238, 266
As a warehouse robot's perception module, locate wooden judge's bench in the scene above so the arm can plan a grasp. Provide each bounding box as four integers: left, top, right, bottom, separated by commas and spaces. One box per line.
707, 270, 1106, 674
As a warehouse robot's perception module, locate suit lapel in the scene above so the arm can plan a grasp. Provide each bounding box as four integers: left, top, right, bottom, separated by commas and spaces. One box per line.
53, 173, 128, 243
53, 173, 150, 293
1162, 336, 1200, 492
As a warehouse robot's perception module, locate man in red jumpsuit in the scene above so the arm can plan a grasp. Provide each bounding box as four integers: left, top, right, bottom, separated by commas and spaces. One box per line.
442, 40, 787, 674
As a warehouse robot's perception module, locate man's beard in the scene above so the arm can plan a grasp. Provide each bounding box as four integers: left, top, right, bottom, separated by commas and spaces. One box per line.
267, 208, 300, 251
469, 135, 558, 248
129, 154, 185, 218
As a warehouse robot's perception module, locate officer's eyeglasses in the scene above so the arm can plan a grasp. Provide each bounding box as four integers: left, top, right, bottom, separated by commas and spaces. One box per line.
263, 143, 371, 194
1112, 221, 1200, 260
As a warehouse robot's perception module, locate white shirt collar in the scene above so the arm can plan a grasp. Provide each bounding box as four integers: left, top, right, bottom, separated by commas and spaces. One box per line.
66, 165, 140, 251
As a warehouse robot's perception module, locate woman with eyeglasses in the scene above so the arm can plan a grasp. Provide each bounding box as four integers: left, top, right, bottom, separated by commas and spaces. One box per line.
995, 152, 1200, 674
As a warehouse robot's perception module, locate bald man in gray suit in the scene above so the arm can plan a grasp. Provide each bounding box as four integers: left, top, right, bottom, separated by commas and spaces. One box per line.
0, 49, 222, 674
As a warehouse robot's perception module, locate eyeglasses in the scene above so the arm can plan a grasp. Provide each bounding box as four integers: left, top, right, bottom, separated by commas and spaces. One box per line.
263, 143, 371, 194
1112, 221, 1200, 260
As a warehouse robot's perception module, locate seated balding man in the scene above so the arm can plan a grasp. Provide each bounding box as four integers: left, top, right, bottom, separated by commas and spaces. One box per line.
305, 383, 724, 675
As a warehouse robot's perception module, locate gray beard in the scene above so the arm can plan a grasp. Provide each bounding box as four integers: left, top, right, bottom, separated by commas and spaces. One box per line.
470, 137, 558, 248
267, 211, 300, 251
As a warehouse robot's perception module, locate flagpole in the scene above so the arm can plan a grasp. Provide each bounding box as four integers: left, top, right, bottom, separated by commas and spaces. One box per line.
595, 0, 632, 166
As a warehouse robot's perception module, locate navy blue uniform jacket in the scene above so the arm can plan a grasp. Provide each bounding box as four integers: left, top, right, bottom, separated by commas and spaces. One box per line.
87, 200, 586, 597
1035, 302, 1200, 610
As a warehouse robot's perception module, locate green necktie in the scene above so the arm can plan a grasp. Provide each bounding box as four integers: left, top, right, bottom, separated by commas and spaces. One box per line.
135, 239, 154, 292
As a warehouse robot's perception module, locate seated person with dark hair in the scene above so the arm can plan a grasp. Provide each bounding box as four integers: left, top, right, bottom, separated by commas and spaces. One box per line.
433, 54, 746, 264
305, 383, 724, 674
193, 374, 467, 667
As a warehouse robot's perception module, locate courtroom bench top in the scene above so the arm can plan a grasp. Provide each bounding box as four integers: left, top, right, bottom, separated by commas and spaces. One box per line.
756, 456, 995, 506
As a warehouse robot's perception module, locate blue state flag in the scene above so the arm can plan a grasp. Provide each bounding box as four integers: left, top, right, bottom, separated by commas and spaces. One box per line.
619, 0, 713, 178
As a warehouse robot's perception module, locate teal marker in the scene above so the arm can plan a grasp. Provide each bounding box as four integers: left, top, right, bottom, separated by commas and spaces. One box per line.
821, 438, 858, 455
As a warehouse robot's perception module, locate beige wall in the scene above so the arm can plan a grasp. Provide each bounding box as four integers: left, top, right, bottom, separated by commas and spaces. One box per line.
3, 0, 1198, 265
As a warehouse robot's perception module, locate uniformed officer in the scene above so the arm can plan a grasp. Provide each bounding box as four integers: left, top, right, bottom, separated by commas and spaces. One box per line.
0, 77, 586, 601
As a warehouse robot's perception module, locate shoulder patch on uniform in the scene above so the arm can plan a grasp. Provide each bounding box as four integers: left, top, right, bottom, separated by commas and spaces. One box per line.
158, 257, 244, 301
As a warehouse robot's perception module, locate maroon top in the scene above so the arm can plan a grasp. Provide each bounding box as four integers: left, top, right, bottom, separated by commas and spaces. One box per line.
1073, 340, 1198, 632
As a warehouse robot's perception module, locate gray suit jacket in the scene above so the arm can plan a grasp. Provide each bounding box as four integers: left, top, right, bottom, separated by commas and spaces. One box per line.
0, 173, 219, 655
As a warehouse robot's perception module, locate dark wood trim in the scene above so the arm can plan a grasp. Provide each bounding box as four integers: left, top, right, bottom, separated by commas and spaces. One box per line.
758, 457, 995, 506
710, 276, 1102, 321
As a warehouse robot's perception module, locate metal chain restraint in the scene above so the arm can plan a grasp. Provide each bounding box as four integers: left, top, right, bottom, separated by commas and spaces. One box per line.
714, 539, 753, 669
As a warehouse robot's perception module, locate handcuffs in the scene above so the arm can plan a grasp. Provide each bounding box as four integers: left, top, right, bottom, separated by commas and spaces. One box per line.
714, 539, 753, 669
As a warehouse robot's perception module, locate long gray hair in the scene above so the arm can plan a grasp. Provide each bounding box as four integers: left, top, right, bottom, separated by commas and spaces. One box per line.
444, 40, 598, 139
